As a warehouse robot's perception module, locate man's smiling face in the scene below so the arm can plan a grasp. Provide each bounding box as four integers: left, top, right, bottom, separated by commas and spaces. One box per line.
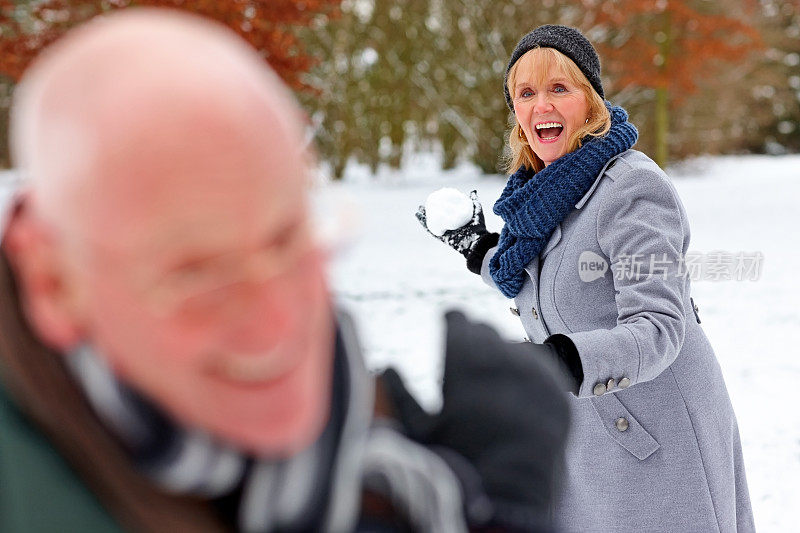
5, 11, 334, 457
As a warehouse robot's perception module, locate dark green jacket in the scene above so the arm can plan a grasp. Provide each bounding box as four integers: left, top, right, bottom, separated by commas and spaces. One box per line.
0, 384, 121, 532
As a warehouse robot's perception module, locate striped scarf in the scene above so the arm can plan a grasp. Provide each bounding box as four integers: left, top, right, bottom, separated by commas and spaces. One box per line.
64, 314, 468, 532
65, 328, 355, 532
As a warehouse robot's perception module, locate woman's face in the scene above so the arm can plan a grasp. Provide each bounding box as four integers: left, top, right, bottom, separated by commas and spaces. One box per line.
512, 60, 589, 167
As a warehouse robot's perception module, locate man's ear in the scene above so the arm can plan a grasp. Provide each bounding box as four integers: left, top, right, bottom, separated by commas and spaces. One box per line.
3, 199, 86, 352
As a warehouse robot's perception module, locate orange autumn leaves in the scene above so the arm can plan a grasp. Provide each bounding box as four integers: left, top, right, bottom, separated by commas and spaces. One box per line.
0, 0, 342, 90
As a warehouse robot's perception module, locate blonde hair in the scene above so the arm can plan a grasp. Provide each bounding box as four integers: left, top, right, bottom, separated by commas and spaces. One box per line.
505, 47, 610, 174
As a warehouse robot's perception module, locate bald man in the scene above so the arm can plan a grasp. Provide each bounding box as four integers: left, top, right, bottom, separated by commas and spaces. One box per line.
0, 8, 570, 533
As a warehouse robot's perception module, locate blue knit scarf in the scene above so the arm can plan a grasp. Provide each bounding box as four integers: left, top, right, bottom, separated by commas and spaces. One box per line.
489, 102, 638, 298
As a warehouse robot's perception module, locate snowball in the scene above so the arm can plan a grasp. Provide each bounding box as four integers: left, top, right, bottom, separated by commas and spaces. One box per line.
424, 187, 473, 236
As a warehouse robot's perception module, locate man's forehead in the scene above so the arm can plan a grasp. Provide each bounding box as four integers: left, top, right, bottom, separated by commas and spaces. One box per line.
81, 134, 307, 253
114, 194, 306, 263
60, 102, 307, 254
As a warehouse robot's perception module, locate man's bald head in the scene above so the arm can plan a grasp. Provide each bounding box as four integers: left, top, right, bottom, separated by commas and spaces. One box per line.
11, 7, 309, 237
4, 9, 333, 456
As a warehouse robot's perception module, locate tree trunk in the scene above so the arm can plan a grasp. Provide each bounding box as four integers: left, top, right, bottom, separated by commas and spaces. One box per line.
654, 86, 668, 169
654, 11, 672, 169
0, 80, 13, 169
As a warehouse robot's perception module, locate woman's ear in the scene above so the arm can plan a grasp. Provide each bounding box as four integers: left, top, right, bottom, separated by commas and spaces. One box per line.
3, 198, 86, 352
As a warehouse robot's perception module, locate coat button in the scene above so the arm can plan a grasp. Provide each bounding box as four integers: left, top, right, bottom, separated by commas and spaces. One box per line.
607, 378, 616, 391
615, 417, 629, 432
510, 307, 520, 316
531, 307, 539, 320
619, 377, 631, 389
593, 382, 607, 396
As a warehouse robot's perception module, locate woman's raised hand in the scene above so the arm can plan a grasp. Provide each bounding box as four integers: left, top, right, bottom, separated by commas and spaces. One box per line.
415, 190, 488, 258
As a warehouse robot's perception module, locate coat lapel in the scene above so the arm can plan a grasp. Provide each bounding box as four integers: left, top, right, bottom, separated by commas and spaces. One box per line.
541, 151, 630, 260
540, 224, 561, 259
574, 150, 628, 210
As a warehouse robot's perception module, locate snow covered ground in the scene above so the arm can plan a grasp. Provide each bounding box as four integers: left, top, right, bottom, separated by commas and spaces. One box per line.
325, 154, 800, 532
1, 155, 798, 530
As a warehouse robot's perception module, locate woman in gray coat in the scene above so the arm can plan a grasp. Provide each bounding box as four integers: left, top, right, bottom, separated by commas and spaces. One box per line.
417, 25, 755, 532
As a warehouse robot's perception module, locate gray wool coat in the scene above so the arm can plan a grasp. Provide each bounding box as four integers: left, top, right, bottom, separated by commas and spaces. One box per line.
480, 149, 755, 532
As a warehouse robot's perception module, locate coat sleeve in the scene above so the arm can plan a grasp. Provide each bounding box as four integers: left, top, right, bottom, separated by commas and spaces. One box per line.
479, 245, 500, 290
566, 167, 689, 398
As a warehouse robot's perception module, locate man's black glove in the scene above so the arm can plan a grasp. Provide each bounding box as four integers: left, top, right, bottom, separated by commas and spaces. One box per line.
379, 311, 572, 531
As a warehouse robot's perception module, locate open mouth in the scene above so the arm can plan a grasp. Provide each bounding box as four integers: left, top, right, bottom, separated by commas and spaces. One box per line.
535, 121, 564, 142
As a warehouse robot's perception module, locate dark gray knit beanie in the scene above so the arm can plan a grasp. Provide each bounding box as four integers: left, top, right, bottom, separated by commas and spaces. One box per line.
504, 25, 604, 112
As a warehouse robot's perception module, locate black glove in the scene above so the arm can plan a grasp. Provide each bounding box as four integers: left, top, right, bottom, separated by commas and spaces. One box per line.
416, 190, 488, 258
542, 333, 584, 395
379, 311, 571, 531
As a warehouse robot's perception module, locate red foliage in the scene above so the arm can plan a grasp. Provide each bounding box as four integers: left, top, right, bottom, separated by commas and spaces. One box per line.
581, 0, 763, 102
0, 0, 340, 90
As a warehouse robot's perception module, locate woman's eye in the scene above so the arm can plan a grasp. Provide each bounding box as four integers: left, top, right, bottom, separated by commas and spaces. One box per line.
553, 85, 566, 93
520, 89, 533, 98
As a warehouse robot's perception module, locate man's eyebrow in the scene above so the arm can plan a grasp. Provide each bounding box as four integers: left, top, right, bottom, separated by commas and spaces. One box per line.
163, 215, 306, 271
265, 213, 306, 240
